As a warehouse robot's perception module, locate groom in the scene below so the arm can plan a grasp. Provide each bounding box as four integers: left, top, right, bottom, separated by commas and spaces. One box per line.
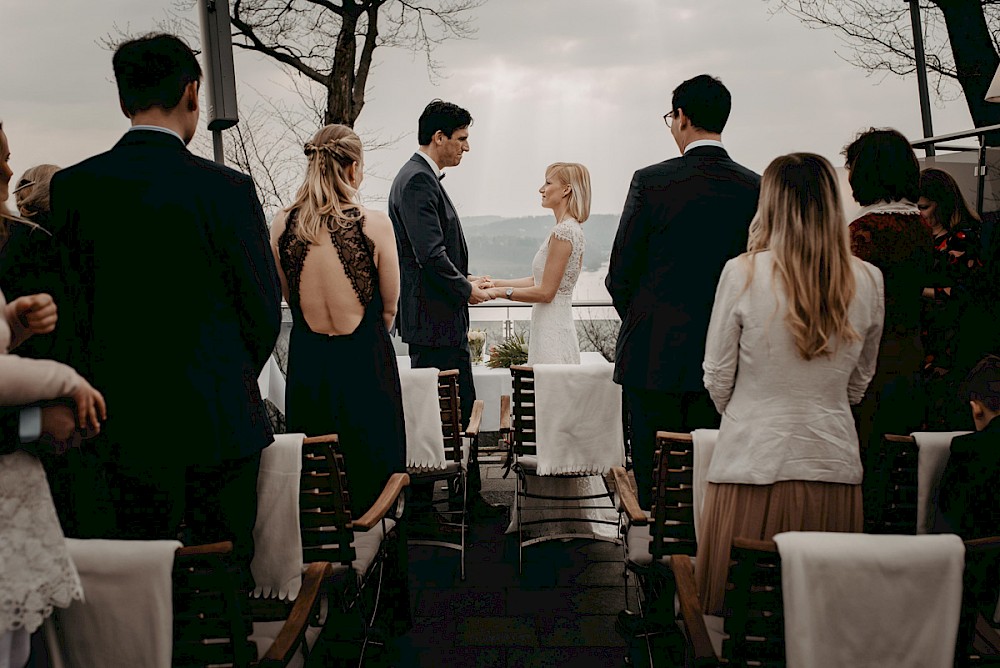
388, 99, 502, 519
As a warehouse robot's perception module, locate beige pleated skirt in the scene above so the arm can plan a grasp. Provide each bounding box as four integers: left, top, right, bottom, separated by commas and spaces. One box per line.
694, 480, 863, 614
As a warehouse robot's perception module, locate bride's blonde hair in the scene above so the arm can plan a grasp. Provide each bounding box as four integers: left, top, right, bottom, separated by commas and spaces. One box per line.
287, 124, 363, 245
746, 152, 859, 360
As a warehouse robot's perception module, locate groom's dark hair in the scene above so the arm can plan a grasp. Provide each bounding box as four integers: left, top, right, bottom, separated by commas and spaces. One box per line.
671, 74, 731, 134
418, 99, 473, 145
113, 33, 201, 116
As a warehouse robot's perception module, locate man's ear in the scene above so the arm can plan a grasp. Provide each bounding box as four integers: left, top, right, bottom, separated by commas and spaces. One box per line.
185, 81, 199, 112
119, 99, 132, 120
971, 400, 986, 422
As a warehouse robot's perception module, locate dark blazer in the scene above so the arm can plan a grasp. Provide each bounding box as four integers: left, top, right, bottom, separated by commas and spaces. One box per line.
388, 153, 472, 347
49, 129, 282, 465
935, 417, 1000, 540
606, 145, 760, 392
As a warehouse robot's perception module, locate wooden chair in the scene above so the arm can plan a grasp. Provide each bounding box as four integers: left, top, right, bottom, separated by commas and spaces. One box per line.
499, 365, 620, 573
672, 536, 1000, 667
613, 431, 699, 664
406, 368, 485, 580
866, 433, 919, 534
175, 542, 331, 668
293, 434, 409, 665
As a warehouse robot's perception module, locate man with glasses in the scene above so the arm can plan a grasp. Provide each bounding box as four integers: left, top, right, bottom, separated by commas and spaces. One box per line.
607, 74, 761, 513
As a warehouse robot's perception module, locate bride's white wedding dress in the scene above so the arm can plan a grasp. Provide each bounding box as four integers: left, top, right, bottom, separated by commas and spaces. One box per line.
510, 219, 618, 541
527, 219, 583, 365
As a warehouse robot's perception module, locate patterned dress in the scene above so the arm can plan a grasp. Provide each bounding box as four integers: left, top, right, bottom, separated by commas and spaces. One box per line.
527, 219, 585, 365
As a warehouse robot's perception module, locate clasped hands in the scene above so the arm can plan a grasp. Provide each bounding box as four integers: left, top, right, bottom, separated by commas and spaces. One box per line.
6, 293, 108, 454
468, 275, 495, 305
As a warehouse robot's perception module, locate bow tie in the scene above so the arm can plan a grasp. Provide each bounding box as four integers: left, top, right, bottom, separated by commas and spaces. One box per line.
438, 172, 446, 181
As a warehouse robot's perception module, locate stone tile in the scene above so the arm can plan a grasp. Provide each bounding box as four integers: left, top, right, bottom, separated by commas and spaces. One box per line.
506, 646, 627, 668
393, 645, 507, 668
416, 586, 506, 617
402, 615, 458, 648
554, 561, 629, 587
457, 616, 539, 647
535, 614, 622, 648
570, 586, 627, 615
505, 587, 575, 616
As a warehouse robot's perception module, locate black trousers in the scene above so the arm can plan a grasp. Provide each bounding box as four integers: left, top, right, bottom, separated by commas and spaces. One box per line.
409, 342, 483, 499
111, 451, 262, 578
623, 386, 719, 509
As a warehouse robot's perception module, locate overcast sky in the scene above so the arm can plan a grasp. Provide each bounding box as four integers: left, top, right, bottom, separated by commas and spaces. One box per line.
3, 0, 979, 219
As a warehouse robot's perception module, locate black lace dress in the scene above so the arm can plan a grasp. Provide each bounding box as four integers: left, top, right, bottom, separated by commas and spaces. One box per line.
277, 209, 406, 518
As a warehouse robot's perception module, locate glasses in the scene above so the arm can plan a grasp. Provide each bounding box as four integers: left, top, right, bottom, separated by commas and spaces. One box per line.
663, 110, 676, 128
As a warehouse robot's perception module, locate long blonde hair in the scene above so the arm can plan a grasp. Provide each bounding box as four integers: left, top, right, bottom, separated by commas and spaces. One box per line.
287, 124, 363, 245
746, 153, 859, 360
546, 162, 591, 223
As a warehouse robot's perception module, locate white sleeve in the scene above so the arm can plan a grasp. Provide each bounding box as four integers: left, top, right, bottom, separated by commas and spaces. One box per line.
702, 258, 744, 414
847, 264, 885, 405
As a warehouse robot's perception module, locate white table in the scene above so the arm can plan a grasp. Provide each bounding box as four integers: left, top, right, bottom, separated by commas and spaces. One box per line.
395, 351, 608, 431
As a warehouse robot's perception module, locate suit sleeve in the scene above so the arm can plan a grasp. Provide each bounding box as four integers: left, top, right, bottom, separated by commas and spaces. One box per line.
396, 173, 472, 305
226, 178, 282, 372
48, 171, 92, 373
606, 171, 647, 319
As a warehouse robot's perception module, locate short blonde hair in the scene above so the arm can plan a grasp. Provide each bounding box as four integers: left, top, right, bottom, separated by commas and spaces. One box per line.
286, 124, 364, 245
15, 164, 60, 221
546, 162, 591, 223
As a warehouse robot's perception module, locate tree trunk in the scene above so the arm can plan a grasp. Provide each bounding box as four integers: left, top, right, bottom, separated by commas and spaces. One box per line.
326, 9, 361, 126
935, 0, 1000, 141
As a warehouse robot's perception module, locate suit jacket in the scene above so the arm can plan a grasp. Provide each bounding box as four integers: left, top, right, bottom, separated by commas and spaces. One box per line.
606, 146, 760, 392
936, 417, 1000, 540
49, 129, 282, 465
388, 153, 472, 347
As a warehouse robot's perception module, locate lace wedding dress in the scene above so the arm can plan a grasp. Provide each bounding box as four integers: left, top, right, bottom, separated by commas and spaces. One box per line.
512, 220, 618, 541
0, 290, 83, 641
527, 220, 583, 365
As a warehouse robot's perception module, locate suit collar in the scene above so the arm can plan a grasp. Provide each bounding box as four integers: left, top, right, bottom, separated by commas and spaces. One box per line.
682, 144, 729, 159
114, 128, 189, 151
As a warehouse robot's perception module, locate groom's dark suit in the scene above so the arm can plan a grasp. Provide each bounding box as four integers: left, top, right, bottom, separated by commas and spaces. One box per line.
388, 153, 483, 497
49, 128, 282, 558
606, 144, 760, 507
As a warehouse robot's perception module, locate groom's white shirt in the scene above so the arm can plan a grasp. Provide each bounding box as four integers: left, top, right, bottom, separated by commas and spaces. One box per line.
683, 139, 725, 153
416, 149, 442, 178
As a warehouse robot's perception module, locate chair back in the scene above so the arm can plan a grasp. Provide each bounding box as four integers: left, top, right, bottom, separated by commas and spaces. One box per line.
649, 432, 698, 559
509, 365, 537, 458
720, 537, 785, 666
438, 369, 464, 463
299, 435, 357, 567
869, 434, 919, 534
959, 536, 1000, 666
172, 542, 255, 668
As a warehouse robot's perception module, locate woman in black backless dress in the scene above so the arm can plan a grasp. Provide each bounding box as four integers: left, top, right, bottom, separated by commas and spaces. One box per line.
270, 123, 406, 521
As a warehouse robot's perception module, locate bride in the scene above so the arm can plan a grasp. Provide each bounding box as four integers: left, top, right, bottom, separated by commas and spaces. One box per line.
488, 163, 617, 541
487, 162, 589, 364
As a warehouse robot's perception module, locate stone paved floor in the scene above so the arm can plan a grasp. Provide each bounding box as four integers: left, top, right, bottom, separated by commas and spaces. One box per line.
345, 456, 677, 668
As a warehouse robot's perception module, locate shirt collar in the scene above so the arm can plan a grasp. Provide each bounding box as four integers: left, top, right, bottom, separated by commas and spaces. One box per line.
684, 139, 725, 154
128, 125, 185, 144
416, 149, 442, 178
850, 199, 919, 223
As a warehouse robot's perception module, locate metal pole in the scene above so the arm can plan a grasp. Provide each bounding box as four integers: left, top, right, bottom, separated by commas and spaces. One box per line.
908, 0, 935, 156
212, 129, 225, 165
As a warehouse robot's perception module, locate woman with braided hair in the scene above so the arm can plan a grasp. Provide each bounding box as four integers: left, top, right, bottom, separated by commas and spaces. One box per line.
269, 123, 406, 520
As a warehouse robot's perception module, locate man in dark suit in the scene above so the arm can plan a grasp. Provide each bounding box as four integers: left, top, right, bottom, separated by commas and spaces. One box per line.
607, 74, 761, 510
49, 33, 282, 568
388, 99, 501, 518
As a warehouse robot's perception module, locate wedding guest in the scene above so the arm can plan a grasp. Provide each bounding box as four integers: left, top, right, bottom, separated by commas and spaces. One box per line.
606, 74, 760, 510
270, 123, 411, 638
0, 121, 106, 668
487, 162, 590, 365
696, 153, 884, 614
935, 354, 1000, 539
844, 128, 933, 455
918, 168, 989, 429
1, 164, 61, 360
48, 34, 281, 573
270, 123, 406, 520
388, 99, 503, 519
